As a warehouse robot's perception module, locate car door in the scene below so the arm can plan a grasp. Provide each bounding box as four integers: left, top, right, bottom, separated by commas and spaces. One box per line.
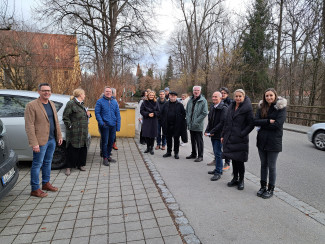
0, 94, 36, 160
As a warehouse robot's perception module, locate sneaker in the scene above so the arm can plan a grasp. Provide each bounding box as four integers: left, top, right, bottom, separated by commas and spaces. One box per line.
223, 165, 230, 171
103, 158, 110, 166
207, 160, 216, 166
107, 157, 116, 163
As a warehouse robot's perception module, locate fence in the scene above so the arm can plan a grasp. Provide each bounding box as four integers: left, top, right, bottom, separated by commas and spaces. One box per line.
252, 104, 325, 126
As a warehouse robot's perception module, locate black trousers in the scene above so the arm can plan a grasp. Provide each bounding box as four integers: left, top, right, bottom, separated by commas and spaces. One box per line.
190, 130, 204, 158
166, 125, 180, 154
232, 160, 245, 179
67, 144, 87, 168
146, 137, 155, 148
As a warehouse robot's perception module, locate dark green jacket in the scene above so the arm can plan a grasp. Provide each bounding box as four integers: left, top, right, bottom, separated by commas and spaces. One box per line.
186, 95, 208, 131
63, 99, 89, 148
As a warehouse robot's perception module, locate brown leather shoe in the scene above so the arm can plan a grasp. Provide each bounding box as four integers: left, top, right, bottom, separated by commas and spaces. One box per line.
155, 145, 160, 150
161, 146, 166, 150
42, 182, 59, 192
31, 189, 48, 198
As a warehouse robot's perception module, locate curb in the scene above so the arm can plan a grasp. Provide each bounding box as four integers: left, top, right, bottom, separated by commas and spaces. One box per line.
135, 141, 201, 244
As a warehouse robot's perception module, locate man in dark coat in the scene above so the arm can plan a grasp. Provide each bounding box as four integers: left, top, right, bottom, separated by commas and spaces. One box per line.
205, 91, 228, 181
161, 91, 187, 159
156, 90, 167, 150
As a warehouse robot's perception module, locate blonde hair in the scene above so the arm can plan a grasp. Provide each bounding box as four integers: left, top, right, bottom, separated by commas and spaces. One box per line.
147, 91, 157, 102
234, 89, 245, 97
71, 88, 85, 100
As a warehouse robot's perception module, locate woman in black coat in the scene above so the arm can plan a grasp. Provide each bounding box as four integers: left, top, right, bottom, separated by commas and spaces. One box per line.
140, 91, 160, 155
254, 88, 287, 199
221, 89, 254, 190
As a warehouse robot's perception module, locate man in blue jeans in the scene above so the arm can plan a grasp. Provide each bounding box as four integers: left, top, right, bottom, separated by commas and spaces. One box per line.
205, 91, 228, 181
95, 86, 121, 166
25, 83, 63, 197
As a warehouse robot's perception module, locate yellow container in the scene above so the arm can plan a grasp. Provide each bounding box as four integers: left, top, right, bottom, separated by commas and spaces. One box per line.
88, 107, 135, 138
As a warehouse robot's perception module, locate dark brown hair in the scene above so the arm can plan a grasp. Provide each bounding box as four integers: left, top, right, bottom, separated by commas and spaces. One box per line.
260, 88, 278, 118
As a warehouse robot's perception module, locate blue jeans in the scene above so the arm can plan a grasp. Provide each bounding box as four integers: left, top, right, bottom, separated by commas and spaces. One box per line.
100, 125, 116, 158
156, 121, 166, 146
211, 138, 223, 175
30, 138, 56, 191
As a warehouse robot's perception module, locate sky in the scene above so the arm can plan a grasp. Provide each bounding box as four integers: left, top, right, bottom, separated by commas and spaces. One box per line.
6, 0, 251, 70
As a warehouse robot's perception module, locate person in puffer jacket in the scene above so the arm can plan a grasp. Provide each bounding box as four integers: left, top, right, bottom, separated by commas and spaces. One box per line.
95, 86, 121, 166
254, 88, 287, 199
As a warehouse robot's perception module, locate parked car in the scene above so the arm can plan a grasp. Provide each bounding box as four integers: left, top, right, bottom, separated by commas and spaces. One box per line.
307, 123, 325, 151
0, 90, 91, 169
0, 119, 19, 200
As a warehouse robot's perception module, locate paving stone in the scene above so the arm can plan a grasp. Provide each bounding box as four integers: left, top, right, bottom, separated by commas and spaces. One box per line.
109, 215, 124, 224
127, 240, 146, 244
141, 219, 158, 229
51, 239, 70, 244
125, 221, 142, 231
89, 234, 107, 244
92, 217, 108, 226
75, 218, 92, 228
163, 235, 183, 244
1, 225, 22, 235
109, 231, 126, 243
160, 225, 179, 237
93, 209, 108, 218
0, 234, 16, 243
53, 228, 73, 240
7, 217, 27, 227
19, 223, 41, 234
43, 214, 61, 223
154, 209, 170, 218
124, 213, 140, 222
156, 217, 175, 227
38, 222, 58, 232
137, 204, 152, 213
136, 198, 150, 206
109, 208, 123, 216
33, 230, 55, 242
12, 233, 36, 244
72, 226, 91, 238
70, 236, 90, 244
0, 219, 10, 228
56, 220, 75, 230
77, 211, 93, 219
151, 202, 166, 211
123, 200, 137, 207
143, 227, 162, 239
183, 234, 200, 244
145, 238, 164, 244
61, 212, 78, 221
94, 203, 108, 210
90, 224, 108, 235
179, 225, 195, 235
126, 229, 144, 242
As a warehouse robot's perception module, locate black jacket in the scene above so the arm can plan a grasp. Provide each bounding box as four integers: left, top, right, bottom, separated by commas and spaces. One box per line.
140, 100, 160, 138
223, 96, 233, 106
161, 101, 188, 142
205, 102, 228, 139
222, 96, 254, 162
156, 98, 167, 122
254, 97, 287, 152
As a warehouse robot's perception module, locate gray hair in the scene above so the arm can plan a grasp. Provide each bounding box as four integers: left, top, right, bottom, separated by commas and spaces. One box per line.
159, 90, 165, 94
193, 86, 202, 91
234, 89, 245, 97
213, 91, 222, 98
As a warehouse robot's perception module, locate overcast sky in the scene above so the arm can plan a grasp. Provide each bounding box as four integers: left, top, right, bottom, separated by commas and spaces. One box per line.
7, 0, 251, 70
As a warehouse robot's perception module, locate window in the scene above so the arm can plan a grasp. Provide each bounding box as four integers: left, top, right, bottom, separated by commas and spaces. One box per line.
0, 95, 35, 117
0, 95, 63, 117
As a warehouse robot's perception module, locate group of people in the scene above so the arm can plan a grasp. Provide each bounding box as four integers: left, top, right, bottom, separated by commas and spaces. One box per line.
138, 86, 287, 199
25, 84, 121, 198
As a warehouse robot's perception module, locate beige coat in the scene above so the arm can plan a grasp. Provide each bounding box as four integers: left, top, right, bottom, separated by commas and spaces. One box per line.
25, 98, 62, 147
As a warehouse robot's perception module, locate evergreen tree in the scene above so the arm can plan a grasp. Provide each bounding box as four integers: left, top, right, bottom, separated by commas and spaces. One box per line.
147, 68, 153, 78
164, 56, 174, 88
239, 0, 273, 100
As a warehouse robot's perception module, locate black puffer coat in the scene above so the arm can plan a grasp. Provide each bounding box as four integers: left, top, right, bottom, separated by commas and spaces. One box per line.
254, 97, 287, 152
222, 96, 254, 162
140, 100, 160, 138
160, 101, 187, 142
205, 102, 228, 140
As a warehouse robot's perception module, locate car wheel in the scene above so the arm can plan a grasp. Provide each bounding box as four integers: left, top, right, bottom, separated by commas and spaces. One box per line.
313, 130, 325, 151
52, 141, 67, 169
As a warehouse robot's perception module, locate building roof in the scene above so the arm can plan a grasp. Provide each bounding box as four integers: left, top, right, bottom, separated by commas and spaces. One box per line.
0, 30, 78, 69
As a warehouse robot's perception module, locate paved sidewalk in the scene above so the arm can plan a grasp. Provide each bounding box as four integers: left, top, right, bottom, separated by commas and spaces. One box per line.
0, 138, 183, 244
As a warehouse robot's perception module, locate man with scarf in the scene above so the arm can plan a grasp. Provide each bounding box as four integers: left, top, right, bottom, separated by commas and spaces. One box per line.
95, 86, 121, 166
161, 91, 187, 159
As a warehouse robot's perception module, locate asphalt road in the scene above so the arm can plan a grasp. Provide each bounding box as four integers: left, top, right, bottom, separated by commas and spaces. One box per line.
203, 125, 325, 213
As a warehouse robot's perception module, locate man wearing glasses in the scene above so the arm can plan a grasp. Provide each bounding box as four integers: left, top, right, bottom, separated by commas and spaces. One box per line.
25, 83, 63, 197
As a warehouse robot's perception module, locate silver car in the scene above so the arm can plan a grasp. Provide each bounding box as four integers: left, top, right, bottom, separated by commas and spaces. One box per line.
0, 89, 90, 169
307, 123, 325, 151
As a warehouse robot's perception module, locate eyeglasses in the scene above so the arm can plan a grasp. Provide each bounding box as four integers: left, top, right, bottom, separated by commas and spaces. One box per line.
40, 90, 51, 93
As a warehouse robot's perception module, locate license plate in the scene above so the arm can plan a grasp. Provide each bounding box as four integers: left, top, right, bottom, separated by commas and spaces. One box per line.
1, 167, 15, 185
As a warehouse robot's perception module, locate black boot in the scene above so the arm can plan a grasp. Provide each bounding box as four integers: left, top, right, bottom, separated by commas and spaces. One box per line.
238, 178, 244, 190
227, 177, 239, 187
262, 184, 275, 199
150, 146, 154, 155
163, 152, 172, 157
257, 180, 267, 197
144, 146, 149, 153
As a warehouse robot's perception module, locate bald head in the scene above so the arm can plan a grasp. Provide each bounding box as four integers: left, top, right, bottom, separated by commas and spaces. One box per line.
212, 91, 222, 104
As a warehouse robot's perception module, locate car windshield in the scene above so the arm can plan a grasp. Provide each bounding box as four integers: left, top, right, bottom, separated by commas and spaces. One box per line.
0, 95, 63, 117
